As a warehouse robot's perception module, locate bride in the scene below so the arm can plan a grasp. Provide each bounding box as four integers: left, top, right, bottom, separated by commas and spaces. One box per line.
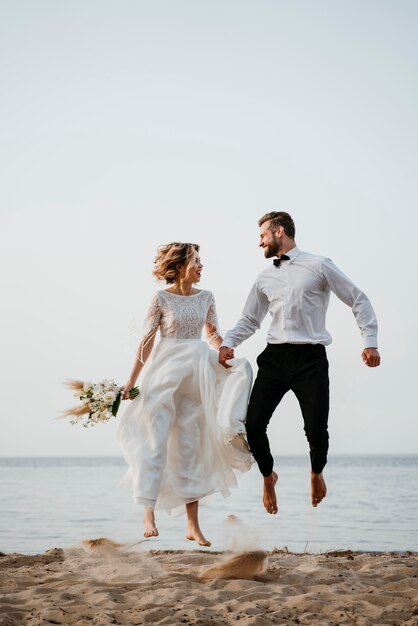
118, 242, 253, 546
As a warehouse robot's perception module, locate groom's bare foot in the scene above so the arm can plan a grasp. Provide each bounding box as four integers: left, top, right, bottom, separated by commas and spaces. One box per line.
311, 471, 327, 507
186, 523, 211, 547
144, 510, 159, 538
263, 471, 278, 514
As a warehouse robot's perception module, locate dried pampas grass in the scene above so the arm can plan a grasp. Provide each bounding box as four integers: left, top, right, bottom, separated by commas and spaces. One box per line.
64, 379, 84, 391
61, 403, 91, 418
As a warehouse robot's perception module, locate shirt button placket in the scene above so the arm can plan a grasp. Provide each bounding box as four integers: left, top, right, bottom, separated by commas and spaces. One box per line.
283, 263, 290, 340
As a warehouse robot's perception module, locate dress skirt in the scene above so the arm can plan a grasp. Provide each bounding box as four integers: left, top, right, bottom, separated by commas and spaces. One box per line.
117, 338, 253, 513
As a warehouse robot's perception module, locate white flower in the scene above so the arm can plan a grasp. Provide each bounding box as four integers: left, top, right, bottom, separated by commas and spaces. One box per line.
92, 385, 103, 400
102, 391, 116, 406
99, 410, 112, 421
73, 389, 84, 398
101, 378, 115, 391
83, 380, 93, 393
90, 411, 101, 422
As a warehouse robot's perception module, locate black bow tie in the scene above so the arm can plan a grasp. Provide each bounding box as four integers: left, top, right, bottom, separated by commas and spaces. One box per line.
273, 255, 290, 267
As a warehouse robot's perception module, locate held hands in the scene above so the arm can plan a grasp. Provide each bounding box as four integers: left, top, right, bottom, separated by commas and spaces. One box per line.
218, 346, 235, 369
361, 348, 381, 368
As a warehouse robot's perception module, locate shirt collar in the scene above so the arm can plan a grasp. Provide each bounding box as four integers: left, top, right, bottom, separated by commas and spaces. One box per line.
281, 245, 301, 263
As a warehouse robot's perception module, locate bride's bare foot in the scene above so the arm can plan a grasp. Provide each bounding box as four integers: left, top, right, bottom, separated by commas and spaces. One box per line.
263, 471, 278, 514
311, 471, 327, 507
186, 523, 211, 547
144, 509, 159, 538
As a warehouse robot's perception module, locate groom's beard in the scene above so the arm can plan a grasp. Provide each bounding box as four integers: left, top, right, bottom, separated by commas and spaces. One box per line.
264, 237, 281, 258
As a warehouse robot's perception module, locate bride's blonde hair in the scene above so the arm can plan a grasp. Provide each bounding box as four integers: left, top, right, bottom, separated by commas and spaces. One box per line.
153, 242, 200, 284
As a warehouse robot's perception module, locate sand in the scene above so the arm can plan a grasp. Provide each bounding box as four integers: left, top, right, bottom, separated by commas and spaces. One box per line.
1, 541, 417, 626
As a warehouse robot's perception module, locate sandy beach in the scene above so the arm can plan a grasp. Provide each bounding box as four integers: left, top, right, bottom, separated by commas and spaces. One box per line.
0, 540, 417, 626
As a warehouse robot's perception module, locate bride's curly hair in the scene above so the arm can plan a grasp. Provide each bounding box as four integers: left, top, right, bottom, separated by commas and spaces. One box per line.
153, 242, 200, 284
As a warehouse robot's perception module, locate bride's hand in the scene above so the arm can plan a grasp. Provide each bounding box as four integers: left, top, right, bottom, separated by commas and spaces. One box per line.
121, 382, 134, 400
219, 346, 234, 369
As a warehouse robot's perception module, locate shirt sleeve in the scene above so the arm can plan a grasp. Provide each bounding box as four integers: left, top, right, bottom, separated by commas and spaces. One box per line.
321, 258, 378, 348
205, 292, 222, 345
222, 280, 270, 349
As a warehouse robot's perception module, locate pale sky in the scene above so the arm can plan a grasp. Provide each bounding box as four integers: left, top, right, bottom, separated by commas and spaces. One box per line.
1, 0, 417, 457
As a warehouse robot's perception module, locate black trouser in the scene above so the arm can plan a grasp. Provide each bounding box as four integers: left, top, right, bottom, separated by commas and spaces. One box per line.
246, 343, 329, 476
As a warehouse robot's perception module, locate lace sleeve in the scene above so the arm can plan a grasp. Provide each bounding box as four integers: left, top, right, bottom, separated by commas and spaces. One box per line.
139, 292, 161, 363
205, 292, 222, 345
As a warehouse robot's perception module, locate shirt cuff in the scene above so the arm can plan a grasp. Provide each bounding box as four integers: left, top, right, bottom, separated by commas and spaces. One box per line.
220, 331, 237, 349
363, 336, 378, 349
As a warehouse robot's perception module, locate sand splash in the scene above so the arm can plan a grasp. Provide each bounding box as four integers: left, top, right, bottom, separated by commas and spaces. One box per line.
80, 537, 150, 555
77, 536, 267, 582
63, 538, 168, 584
199, 550, 267, 580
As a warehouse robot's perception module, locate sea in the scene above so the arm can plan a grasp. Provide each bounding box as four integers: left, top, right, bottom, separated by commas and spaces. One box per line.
0, 455, 417, 555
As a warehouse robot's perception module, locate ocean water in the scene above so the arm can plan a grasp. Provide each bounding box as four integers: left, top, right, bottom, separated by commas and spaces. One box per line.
0, 455, 417, 555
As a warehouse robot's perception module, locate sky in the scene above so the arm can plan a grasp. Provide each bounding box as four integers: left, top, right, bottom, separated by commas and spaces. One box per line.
0, 0, 417, 457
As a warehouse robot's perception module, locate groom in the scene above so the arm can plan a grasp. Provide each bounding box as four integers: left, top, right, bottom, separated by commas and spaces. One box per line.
219, 212, 380, 514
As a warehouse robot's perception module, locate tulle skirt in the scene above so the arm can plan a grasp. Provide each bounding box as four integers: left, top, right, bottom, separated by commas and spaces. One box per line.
117, 338, 254, 513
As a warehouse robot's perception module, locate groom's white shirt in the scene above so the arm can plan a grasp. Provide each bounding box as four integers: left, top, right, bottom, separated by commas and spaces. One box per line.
222, 246, 378, 350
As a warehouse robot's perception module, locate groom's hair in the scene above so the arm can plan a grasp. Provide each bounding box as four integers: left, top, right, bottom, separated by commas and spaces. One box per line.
258, 211, 295, 239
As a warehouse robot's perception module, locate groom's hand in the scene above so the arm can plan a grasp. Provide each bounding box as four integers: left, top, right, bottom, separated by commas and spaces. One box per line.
219, 346, 234, 369
361, 348, 380, 368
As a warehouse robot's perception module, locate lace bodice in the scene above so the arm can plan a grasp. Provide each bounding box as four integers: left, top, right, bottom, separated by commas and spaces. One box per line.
142, 289, 221, 347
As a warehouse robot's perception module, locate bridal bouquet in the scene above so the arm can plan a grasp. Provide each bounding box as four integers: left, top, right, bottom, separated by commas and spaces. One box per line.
63, 378, 139, 427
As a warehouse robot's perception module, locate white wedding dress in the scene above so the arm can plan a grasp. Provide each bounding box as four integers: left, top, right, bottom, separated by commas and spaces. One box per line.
117, 289, 254, 514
